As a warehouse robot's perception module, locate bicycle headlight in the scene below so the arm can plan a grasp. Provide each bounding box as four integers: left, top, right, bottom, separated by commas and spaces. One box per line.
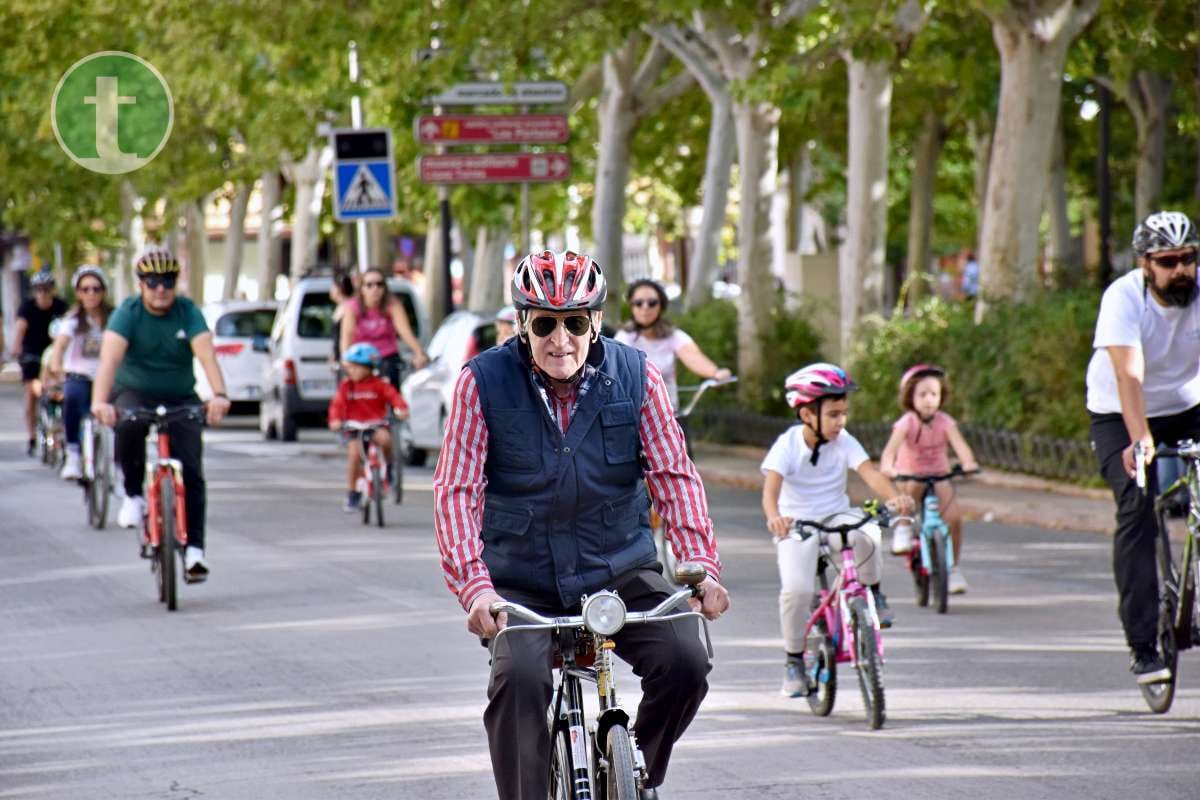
582, 591, 627, 637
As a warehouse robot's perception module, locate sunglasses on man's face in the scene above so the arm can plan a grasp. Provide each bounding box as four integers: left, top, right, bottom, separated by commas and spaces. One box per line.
1150, 251, 1198, 269
631, 298, 660, 309
141, 274, 177, 290
529, 314, 592, 338
34, 285, 54, 292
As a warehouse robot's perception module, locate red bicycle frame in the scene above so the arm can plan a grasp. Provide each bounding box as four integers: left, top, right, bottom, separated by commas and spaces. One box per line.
144, 425, 187, 551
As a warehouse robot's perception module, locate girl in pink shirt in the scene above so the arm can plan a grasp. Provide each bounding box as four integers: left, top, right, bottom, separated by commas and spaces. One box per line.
880, 365, 979, 593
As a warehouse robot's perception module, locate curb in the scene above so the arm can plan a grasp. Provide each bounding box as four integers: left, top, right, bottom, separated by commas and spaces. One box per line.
695, 464, 1116, 536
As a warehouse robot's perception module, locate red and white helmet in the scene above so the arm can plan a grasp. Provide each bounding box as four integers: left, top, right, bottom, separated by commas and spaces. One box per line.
784, 363, 858, 408
510, 250, 607, 312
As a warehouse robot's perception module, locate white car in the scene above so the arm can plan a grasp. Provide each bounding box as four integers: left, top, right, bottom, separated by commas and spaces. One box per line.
402, 310, 498, 465
259, 273, 429, 441
194, 300, 278, 410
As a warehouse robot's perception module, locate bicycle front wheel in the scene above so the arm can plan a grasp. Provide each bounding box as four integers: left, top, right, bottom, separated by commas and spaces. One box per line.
160, 479, 178, 612
804, 618, 837, 716
930, 533, 949, 614
603, 725, 638, 800
392, 424, 406, 505
1141, 594, 1179, 714
373, 468, 384, 527
87, 427, 111, 529
851, 596, 885, 729
911, 547, 929, 607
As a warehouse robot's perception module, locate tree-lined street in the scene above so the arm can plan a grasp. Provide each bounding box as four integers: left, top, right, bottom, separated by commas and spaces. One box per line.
2, 383, 1197, 799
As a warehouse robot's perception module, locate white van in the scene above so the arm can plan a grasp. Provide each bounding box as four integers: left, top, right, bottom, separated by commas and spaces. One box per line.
259, 273, 429, 441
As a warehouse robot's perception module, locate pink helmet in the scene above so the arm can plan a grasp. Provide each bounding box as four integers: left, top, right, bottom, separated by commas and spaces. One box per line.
899, 364, 945, 394
510, 250, 607, 312
784, 363, 858, 408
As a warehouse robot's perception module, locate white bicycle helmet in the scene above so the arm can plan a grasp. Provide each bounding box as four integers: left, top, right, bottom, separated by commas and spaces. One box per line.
1133, 211, 1199, 258
72, 264, 108, 291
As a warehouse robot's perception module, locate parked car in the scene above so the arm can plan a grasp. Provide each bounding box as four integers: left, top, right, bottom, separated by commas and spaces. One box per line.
194, 300, 278, 412
402, 309, 497, 466
259, 273, 429, 441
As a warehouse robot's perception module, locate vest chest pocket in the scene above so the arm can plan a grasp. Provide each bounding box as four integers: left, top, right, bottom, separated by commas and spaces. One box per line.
489, 410, 543, 472
600, 401, 638, 464
481, 504, 534, 546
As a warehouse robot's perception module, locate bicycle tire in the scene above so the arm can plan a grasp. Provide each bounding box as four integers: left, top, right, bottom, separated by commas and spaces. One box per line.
392, 424, 405, 505
603, 725, 638, 800
160, 478, 178, 612
911, 548, 929, 607
930, 533, 949, 614
1140, 593, 1178, 714
548, 721, 577, 800
850, 596, 886, 729
93, 430, 111, 529
373, 468, 384, 527
804, 618, 837, 716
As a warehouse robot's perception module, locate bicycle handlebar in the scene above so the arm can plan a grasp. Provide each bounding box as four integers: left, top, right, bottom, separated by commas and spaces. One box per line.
790, 507, 889, 536
341, 419, 389, 431
892, 466, 980, 483
118, 403, 206, 425
676, 375, 738, 418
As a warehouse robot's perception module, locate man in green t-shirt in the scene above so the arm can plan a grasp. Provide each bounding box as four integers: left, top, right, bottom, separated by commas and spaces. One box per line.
92, 246, 231, 583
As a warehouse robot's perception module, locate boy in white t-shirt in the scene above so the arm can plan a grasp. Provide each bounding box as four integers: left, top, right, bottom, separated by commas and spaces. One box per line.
761, 363, 914, 698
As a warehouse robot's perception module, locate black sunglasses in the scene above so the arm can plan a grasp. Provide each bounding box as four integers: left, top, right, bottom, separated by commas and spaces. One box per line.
529, 315, 592, 338
363, 281, 385, 288
632, 298, 660, 309
1150, 251, 1198, 269
140, 274, 177, 290
76, 285, 105, 294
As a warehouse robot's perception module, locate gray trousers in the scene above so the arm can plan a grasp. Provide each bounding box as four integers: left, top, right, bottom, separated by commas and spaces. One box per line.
484, 566, 711, 800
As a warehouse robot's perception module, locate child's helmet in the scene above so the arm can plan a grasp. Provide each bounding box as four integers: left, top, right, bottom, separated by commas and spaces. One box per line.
496, 304, 517, 324
784, 363, 858, 408
343, 342, 381, 367
899, 364, 945, 395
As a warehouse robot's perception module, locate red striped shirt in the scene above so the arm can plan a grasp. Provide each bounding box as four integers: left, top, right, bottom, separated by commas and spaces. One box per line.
433, 360, 722, 610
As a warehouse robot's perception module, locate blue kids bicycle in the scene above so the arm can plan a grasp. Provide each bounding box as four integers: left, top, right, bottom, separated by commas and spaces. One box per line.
893, 467, 977, 614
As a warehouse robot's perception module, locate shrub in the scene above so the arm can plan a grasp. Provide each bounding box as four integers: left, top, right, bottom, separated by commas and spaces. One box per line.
673, 297, 826, 414
848, 290, 1100, 439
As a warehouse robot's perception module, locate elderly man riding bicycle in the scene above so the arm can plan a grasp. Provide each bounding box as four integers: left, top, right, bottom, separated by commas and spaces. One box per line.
433, 250, 730, 800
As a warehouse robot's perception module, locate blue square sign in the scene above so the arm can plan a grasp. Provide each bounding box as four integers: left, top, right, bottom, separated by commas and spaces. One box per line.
332, 128, 396, 221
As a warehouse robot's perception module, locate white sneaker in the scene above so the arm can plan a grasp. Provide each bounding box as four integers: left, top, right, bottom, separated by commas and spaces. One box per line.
117, 495, 146, 529
949, 567, 968, 594
60, 450, 82, 480
184, 546, 209, 583
891, 524, 914, 555
185, 546, 205, 570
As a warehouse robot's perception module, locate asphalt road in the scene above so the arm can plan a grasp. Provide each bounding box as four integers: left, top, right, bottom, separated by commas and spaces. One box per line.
1, 384, 1197, 799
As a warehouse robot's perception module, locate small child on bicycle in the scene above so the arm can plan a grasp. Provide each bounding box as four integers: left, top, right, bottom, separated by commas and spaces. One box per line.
879, 364, 979, 594
761, 363, 915, 697
328, 343, 409, 512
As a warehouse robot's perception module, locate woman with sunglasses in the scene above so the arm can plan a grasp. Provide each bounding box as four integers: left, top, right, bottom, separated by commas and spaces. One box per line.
616, 279, 730, 410
339, 267, 428, 390
433, 250, 729, 800
47, 266, 113, 480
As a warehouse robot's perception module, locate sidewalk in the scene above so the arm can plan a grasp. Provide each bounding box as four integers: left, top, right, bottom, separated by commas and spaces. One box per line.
692, 442, 1117, 535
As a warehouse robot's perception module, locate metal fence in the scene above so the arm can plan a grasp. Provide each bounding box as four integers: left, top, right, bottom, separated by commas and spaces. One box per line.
690, 408, 1097, 483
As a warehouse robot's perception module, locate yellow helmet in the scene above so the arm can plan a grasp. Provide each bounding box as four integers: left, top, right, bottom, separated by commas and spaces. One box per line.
134, 245, 180, 275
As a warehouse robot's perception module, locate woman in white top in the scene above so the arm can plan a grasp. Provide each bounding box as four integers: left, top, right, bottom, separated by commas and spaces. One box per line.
47, 265, 112, 480
615, 279, 730, 410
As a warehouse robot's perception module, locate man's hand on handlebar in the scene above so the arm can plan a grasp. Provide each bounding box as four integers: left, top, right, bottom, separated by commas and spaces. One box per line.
206, 396, 231, 426
689, 576, 730, 621
92, 402, 117, 428
469, 590, 507, 639
1124, 434, 1155, 480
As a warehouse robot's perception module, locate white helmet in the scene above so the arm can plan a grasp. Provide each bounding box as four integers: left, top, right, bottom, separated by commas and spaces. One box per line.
1133, 211, 1199, 258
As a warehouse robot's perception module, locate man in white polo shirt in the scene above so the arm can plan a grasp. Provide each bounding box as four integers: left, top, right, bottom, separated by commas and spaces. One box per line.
1087, 210, 1200, 685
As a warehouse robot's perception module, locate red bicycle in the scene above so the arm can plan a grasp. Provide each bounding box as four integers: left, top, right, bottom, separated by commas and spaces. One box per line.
121, 404, 204, 611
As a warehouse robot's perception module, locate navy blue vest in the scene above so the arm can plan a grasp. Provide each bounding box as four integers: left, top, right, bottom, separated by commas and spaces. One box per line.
466, 336, 656, 606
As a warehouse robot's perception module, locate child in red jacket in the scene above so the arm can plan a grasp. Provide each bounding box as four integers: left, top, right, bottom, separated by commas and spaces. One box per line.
328, 343, 409, 511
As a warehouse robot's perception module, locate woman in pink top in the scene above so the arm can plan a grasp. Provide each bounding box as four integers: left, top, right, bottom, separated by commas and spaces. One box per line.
339, 267, 428, 389
880, 364, 979, 593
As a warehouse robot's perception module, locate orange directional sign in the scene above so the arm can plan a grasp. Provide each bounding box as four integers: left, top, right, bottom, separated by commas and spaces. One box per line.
416, 114, 569, 145
419, 153, 572, 184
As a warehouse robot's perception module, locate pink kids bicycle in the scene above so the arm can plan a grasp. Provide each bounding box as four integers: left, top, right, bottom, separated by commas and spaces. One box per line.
795, 502, 889, 729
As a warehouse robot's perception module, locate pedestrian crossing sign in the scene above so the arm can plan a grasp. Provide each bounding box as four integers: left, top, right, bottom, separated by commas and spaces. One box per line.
332, 128, 397, 221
